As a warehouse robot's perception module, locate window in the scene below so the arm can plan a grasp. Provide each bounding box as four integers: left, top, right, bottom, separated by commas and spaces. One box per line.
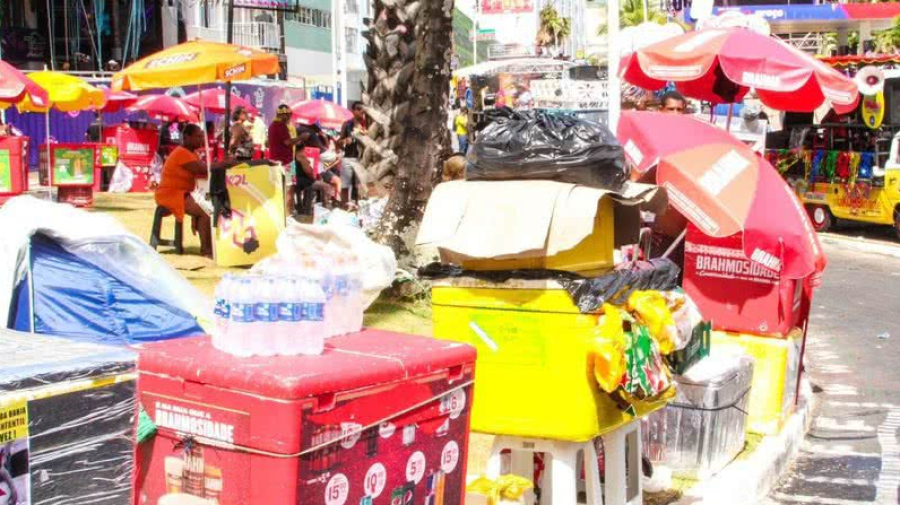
286, 7, 333, 29
346, 0, 359, 14
345, 28, 359, 53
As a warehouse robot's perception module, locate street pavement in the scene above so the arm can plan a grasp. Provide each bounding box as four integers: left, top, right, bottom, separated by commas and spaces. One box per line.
765, 227, 900, 505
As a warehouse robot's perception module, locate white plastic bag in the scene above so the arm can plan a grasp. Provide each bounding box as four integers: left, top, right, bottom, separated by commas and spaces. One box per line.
108, 162, 133, 193
274, 221, 397, 309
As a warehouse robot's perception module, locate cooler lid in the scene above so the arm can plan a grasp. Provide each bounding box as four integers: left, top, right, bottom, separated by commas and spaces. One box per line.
136, 330, 476, 400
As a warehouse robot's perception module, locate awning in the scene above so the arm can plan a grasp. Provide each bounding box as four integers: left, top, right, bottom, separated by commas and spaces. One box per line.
819, 54, 900, 68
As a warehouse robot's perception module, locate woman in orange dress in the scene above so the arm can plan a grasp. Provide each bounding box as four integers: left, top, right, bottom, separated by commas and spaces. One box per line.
155, 124, 235, 257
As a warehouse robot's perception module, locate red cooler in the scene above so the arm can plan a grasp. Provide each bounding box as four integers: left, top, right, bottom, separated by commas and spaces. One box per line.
683, 223, 814, 337
135, 331, 476, 505
104, 125, 159, 192
0, 136, 29, 204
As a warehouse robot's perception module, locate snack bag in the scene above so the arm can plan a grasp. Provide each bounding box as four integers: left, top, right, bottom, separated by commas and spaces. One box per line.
627, 291, 678, 355
592, 304, 628, 393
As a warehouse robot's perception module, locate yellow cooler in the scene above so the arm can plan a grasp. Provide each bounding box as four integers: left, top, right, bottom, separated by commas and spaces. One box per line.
711, 330, 802, 435
432, 277, 670, 442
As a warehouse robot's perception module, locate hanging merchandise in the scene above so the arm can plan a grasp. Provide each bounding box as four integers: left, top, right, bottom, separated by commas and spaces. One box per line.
810, 149, 825, 181
848, 151, 861, 186
823, 150, 839, 181
835, 151, 851, 180
626, 290, 678, 355
859, 151, 875, 179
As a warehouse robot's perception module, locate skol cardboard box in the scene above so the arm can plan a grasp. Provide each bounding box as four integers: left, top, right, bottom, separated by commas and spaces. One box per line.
134, 331, 476, 505
416, 180, 665, 276
0, 329, 136, 505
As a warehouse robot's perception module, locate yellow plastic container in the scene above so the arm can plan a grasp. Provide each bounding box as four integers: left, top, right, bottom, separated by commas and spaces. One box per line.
432, 278, 670, 442
711, 330, 802, 435
455, 197, 616, 277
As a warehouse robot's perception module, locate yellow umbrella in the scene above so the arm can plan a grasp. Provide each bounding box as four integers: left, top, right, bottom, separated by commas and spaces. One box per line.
111, 40, 280, 92
18, 71, 107, 112
15, 72, 107, 195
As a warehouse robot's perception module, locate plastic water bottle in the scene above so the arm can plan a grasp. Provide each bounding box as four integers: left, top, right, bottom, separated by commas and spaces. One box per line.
318, 258, 337, 338
253, 276, 278, 356
302, 277, 327, 355
229, 277, 255, 357
276, 277, 301, 355
212, 274, 232, 353
331, 257, 350, 336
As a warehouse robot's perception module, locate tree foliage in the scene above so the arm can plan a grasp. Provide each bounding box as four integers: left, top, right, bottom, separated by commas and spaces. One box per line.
536, 5, 573, 50
598, 0, 667, 36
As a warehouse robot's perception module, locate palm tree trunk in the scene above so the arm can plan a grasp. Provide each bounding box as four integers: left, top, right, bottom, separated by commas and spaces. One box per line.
364, 0, 454, 258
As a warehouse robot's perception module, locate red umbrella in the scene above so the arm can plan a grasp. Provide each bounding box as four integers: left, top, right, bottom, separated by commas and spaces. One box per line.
183, 88, 259, 115
617, 111, 825, 279
290, 99, 352, 129
99, 89, 138, 113
0, 61, 48, 108
621, 27, 859, 112
126, 94, 198, 122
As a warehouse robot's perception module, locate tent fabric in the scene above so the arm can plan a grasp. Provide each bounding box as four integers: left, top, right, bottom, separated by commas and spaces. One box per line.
0, 196, 208, 344
11, 234, 202, 343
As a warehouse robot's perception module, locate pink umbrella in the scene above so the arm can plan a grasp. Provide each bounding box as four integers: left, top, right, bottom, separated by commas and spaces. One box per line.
99, 89, 138, 113
290, 99, 352, 129
0, 60, 48, 108
126, 94, 199, 122
183, 88, 259, 115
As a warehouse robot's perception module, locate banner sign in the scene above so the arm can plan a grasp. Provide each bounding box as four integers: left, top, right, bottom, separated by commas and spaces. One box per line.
0, 149, 11, 193
51, 146, 96, 187
215, 164, 286, 267
480, 0, 534, 15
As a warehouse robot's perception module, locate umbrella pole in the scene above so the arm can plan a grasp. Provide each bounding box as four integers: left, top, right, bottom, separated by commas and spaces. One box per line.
726, 103, 734, 132
661, 229, 686, 259
45, 110, 53, 200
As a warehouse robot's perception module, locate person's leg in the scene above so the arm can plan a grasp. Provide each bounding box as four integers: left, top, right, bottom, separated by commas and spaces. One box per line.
458, 135, 468, 154
184, 194, 213, 257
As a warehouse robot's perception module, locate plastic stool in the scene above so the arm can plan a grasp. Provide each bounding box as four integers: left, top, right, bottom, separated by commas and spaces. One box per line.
149, 206, 184, 254
486, 421, 643, 505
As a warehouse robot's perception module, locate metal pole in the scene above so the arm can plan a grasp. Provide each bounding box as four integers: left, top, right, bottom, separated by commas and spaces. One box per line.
473, 0, 478, 65
46, 0, 57, 70
607, 0, 621, 132
224, 0, 234, 157
331, 0, 339, 104
642, 0, 649, 23
336, 0, 347, 106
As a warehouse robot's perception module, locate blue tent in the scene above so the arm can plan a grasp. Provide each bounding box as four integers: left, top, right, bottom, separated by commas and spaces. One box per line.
9, 234, 203, 345
0, 197, 208, 347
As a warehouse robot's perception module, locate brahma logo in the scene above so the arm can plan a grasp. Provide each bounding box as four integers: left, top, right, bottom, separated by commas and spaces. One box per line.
750, 248, 782, 272
224, 64, 247, 79
698, 150, 750, 196
145, 52, 199, 69
741, 72, 782, 89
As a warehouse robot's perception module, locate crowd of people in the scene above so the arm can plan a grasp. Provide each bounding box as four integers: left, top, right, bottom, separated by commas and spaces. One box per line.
154, 101, 369, 258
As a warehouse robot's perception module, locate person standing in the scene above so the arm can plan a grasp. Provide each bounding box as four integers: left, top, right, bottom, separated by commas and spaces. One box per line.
228, 106, 254, 161
339, 101, 367, 206
155, 124, 236, 258
269, 104, 308, 215
455, 107, 469, 155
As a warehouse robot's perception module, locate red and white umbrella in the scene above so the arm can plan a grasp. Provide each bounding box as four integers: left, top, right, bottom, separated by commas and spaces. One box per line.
184, 88, 259, 115
618, 111, 825, 279
290, 99, 353, 129
0, 61, 48, 108
99, 89, 139, 113
126, 94, 198, 122
621, 27, 859, 112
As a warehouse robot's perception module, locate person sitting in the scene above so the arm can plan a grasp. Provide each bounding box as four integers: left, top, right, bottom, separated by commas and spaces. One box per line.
228, 106, 255, 161
155, 124, 236, 258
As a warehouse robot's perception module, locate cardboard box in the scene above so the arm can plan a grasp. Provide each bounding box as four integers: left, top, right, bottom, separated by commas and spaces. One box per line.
683, 223, 812, 337
711, 330, 802, 435
135, 331, 476, 505
0, 329, 136, 505
416, 180, 665, 276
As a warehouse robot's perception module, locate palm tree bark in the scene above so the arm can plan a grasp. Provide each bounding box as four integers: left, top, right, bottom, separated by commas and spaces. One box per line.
363, 0, 454, 258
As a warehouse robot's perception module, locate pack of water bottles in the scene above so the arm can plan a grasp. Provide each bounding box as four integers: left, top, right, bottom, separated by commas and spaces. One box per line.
212, 253, 365, 357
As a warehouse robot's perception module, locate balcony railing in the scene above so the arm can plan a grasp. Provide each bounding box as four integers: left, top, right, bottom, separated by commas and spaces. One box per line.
192, 22, 281, 51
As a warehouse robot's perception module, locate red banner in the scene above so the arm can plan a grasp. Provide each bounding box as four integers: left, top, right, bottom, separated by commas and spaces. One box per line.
481, 0, 533, 14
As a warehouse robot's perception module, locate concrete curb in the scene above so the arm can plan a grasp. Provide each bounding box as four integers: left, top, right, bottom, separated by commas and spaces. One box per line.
673, 378, 815, 505
820, 234, 900, 260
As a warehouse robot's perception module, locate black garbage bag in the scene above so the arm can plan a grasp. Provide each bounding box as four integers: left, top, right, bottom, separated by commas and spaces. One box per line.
419, 258, 680, 314
468, 108, 627, 191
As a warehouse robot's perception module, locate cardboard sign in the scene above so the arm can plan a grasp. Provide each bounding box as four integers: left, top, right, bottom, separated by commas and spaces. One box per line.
0, 149, 11, 193
51, 147, 95, 186
0, 398, 30, 505
215, 164, 286, 267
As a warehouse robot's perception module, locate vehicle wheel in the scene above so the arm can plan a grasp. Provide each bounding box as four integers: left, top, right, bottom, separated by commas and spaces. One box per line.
808, 205, 832, 232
